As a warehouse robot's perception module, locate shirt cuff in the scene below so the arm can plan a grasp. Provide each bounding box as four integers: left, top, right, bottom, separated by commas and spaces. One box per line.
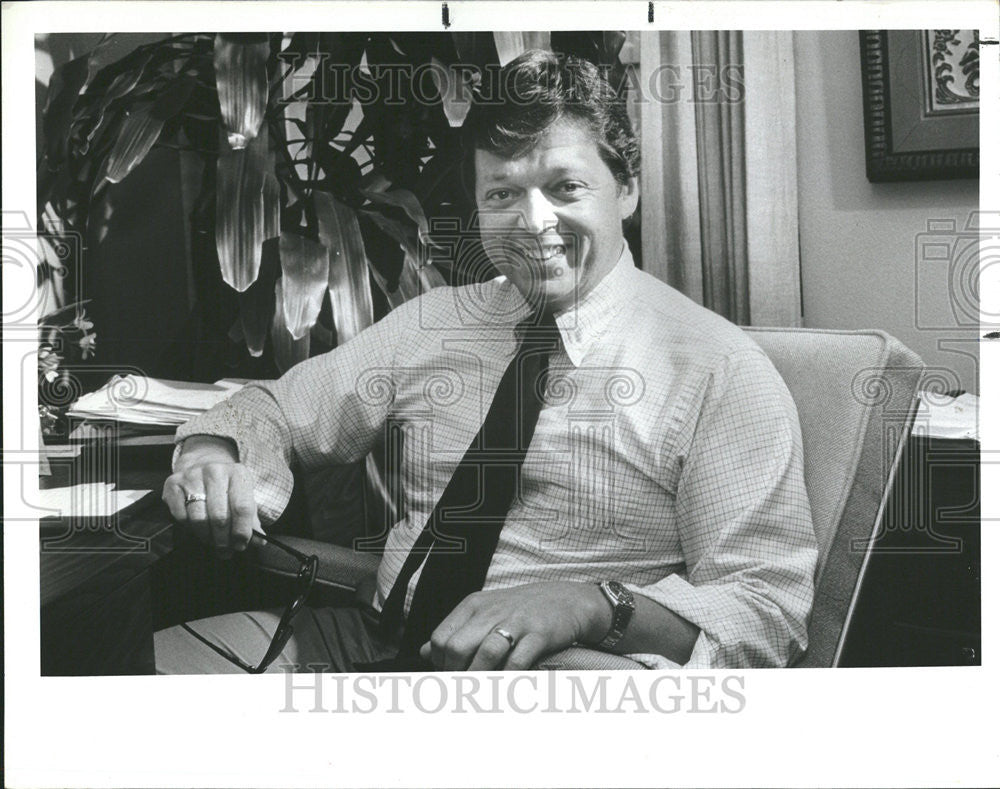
173, 393, 295, 525
624, 575, 758, 669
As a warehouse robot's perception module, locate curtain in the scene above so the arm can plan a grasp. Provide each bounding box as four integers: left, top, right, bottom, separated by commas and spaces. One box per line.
639, 31, 802, 327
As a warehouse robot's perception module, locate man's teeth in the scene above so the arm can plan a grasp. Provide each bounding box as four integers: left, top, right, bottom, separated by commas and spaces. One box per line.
524, 245, 566, 260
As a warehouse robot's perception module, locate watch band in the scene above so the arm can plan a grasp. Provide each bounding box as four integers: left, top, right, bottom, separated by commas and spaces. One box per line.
596, 580, 635, 651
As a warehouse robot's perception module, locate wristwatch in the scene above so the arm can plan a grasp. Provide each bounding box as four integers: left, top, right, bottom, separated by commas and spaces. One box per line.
596, 580, 636, 651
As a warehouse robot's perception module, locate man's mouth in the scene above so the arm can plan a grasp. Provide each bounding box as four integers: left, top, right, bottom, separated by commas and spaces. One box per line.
513, 243, 568, 262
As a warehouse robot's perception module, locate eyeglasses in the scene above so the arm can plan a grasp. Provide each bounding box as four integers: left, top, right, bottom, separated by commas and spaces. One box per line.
232, 532, 318, 674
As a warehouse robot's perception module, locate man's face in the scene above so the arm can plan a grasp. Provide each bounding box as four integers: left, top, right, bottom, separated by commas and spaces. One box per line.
474, 117, 639, 314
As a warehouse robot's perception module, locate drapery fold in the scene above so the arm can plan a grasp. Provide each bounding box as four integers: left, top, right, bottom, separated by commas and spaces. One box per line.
639, 31, 801, 327
639, 31, 705, 302
692, 31, 749, 324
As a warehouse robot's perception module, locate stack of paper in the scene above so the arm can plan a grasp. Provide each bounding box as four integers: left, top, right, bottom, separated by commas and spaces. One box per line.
67, 375, 247, 427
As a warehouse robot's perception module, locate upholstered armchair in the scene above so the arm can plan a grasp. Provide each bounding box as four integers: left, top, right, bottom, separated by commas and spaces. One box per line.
257, 328, 924, 669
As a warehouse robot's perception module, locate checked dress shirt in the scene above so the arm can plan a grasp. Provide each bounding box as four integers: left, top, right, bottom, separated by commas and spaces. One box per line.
175, 245, 818, 669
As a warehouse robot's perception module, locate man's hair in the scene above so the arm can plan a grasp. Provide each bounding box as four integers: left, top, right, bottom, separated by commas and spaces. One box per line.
460, 49, 640, 193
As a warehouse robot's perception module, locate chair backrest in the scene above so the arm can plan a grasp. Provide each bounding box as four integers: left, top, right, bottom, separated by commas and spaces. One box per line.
743, 327, 924, 667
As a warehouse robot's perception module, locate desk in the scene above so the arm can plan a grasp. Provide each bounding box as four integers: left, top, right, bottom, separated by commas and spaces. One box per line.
39, 442, 266, 676
40, 465, 174, 675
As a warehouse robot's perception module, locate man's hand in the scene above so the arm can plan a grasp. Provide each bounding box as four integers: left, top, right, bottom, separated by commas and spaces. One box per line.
161, 435, 261, 557
419, 581, 612, 670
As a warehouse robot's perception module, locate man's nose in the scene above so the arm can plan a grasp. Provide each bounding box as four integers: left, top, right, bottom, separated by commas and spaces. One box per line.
516, 190, 558, 236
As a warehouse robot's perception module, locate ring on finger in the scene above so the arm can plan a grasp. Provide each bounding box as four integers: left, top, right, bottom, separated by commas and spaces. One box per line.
492, 627, 516, 649
184, 492, 208, 507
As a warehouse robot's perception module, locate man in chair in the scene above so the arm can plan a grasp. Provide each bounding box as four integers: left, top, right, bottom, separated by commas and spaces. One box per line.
156, 50, 817, 672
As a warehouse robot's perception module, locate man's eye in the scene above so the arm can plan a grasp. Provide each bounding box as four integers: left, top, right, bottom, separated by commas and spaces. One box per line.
557, 182, 583, 194
486, 189, 512, 201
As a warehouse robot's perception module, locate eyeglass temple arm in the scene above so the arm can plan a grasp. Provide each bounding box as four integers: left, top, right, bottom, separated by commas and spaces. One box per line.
249, 531, 316, 564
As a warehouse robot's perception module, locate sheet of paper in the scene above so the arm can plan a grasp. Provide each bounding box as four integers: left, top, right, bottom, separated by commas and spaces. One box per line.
38, 483, 154, 518
913, 391, 979, 441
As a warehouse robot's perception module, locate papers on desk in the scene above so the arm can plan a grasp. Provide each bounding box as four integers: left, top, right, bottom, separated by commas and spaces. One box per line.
67, 376, 247, 427
39, 482, 153, 518
913, 390, 979, 441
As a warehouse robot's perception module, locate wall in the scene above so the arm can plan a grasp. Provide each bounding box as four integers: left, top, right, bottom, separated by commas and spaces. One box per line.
794, 31, 980, 395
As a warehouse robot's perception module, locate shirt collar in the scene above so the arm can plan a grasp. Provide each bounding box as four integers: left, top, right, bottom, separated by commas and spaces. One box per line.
553, 243, 633, 366
493, 243, 634, 367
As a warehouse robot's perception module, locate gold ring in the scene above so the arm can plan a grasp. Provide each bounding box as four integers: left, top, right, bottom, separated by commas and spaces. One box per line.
492, 627, 516, 649
184, 492, 208, 506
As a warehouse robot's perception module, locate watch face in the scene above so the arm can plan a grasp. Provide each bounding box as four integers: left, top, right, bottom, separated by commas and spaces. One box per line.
606, 580, 634, 606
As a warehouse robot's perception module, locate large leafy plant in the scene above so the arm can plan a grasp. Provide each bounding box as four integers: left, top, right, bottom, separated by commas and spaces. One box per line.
37, 30, 628, 375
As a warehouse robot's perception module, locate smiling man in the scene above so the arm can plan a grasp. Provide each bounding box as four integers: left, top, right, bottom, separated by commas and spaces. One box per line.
156, 51, 817, 673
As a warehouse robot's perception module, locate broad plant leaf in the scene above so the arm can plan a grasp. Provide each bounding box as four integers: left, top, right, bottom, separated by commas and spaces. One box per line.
82, 34, 122, 90
417, 259, 447, 291
151, 74, 196, 120
102, 103, 159, 183
215, 126, 273, 291
362, 209, 444, 308
428, 56, 473, 128
271, 277, 311, 373
279, 232, 329, 340
359, 187, 432, 244
77, 62, 149, 156
361, 209, 416, 255
42, 54, 91, 167
214, 34, 269, 150
102, 77, 195, 184
368, 264, 413, 310
450, 32, 480, 64
361, 209, 420, 305
493, 32, 551, 66
237, 237, 280, 356
315, 192, 374, 344
263, 167, 281, 239
359, 169, 391, 194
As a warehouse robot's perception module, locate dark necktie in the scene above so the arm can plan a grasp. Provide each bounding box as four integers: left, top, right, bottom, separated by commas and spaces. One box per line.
378, 310, 561, 658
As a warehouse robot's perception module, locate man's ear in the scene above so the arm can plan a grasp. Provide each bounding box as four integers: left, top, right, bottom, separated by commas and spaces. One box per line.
617, 176, 639, 220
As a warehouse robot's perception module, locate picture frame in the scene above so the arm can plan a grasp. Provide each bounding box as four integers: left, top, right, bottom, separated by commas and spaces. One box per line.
859, 30, 980, 182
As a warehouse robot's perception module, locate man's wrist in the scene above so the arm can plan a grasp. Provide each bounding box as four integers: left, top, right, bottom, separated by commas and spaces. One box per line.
581, 581, 615, 645
174, 434, 239, 469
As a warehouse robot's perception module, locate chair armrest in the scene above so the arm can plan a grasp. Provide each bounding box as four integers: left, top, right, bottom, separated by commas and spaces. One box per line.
533, 646, 645, 670
255, 535, 380, 593
256, 536, 645, 670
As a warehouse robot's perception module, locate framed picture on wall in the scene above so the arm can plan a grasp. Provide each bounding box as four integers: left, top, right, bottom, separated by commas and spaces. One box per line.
859, 29, 979, 182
